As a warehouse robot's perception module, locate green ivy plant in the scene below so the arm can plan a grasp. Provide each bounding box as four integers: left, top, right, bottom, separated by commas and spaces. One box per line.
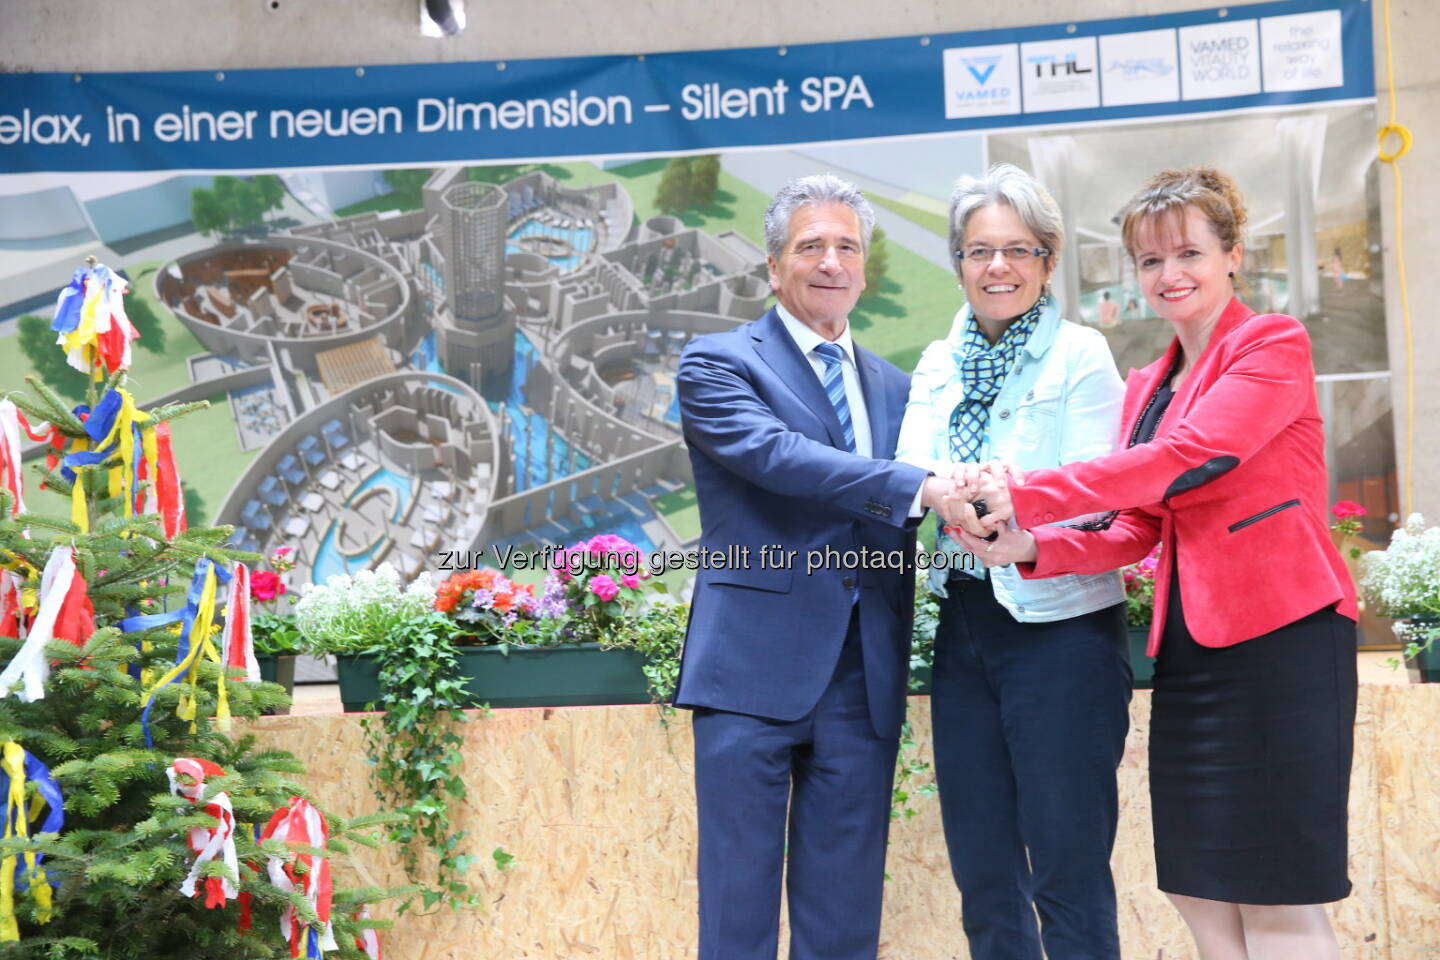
891, 721, 938, 821
359, 612, 481, 913
908, 579, 940, 692
599, 602, 689, 715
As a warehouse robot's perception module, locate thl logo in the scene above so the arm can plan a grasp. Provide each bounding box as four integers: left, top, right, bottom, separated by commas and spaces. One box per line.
966, 62, 997, 84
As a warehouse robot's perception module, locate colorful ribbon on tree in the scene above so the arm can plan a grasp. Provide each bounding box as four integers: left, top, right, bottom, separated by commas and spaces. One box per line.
148, 422, 186, 540
59, 389, 185, 539
0, 402, 26, 517
50, 264, 139, 377
61, 388, 150, 533
0, 569, 25, 642
220, 563, 260, 684
122, 557, 233, 745
353, 906, 381, 958
0, 547, 92, 703
0, 741, 64, 941
166, 758, 239, 909
261, 798, 336, 959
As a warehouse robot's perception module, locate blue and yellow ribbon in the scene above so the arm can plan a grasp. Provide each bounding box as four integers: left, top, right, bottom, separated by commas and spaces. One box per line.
0, 741, 64, 941
61, 388, 153, 533
120, 559, 234, 746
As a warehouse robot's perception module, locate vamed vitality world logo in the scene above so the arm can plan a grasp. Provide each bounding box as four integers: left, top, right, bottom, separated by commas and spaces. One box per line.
942, 43, 1021, 119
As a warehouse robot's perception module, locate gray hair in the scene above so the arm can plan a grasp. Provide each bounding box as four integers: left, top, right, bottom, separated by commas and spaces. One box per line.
763, 174, 877, 259
948, 162, 1065, 274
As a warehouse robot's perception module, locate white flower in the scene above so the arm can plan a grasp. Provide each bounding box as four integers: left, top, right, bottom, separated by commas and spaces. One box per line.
1360, 513, 1440, 620
294, 563, 435, 653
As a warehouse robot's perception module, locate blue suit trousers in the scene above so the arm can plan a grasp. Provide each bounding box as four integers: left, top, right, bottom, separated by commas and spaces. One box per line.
692, 612, 899, 960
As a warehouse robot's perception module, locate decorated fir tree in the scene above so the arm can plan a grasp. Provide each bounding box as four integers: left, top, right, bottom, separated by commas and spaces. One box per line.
0, 261, 402, 959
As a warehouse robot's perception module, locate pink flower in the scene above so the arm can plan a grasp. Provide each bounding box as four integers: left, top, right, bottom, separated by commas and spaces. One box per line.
269, 546, 297, 573
250, 570, 287, 602
1331, 500, 1366, 520
589, 574, 620, 602
620, 573, 641, 590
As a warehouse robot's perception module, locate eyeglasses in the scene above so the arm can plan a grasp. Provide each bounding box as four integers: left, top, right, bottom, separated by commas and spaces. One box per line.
954, 246, 1051, 264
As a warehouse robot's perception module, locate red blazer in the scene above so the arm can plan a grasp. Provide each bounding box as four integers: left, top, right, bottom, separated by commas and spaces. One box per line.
1013, 298, 1357, 654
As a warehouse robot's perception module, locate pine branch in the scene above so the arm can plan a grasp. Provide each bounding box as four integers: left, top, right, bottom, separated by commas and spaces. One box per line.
16, 377, 86, 433
145, 399, 211, 424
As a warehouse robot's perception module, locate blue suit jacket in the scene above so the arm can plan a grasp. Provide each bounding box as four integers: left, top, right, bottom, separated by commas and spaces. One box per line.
674, 308, 928, 739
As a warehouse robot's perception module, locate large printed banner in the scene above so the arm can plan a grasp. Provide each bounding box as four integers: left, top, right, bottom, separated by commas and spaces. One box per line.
3, 0, 1371, 172
0, 0, 1398, 640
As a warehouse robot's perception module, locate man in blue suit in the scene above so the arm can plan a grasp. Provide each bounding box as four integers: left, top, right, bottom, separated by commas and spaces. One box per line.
675, 175, 956, 960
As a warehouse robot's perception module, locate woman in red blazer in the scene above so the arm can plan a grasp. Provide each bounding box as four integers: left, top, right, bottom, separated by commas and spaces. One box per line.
950, 167, 1358, 960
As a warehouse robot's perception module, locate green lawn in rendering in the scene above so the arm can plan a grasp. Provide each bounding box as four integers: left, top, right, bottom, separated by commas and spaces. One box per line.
850, 239, 960, 373
866, 192, 950, 239
0, 260, 210, 405
166, 393, 258, 526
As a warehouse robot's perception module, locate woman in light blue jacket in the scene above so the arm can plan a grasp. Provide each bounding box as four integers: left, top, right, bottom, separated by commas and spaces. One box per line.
897, 162, 1131, 960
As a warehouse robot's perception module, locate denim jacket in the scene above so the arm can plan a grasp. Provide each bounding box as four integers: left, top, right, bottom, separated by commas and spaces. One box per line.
897, 298, 1126, 622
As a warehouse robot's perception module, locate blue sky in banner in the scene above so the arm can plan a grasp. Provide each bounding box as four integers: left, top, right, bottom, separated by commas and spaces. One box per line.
0, 0, 1373, 174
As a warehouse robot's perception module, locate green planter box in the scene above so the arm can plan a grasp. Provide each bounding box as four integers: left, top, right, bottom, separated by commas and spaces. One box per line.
255, 654, 296, 715
256, 653, 297, 690
1128, 626, 1154, 690
1404, 619, 1440, 683
335, 643, 653, 712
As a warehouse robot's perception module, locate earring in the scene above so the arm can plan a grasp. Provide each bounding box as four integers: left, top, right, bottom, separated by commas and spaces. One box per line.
1228, 272, 1234, 279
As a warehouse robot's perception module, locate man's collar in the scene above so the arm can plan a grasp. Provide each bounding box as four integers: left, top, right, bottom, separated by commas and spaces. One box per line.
775, 302, 856, 363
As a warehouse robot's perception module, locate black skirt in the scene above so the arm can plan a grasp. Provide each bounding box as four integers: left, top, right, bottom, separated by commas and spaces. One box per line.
1149, 577, 1357, 904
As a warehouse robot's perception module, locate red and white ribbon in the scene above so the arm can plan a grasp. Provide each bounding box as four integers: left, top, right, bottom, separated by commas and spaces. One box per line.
262, 797, 336, 958
353, 906, 381, 958
0, 401, 26, 516
221, 563, 260, 683
0, 569, 25, 641
0, 547, 76, 701
166, 758, 240, 909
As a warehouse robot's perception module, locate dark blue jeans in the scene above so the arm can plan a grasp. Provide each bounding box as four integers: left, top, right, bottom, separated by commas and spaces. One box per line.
931, 577, 1131, 960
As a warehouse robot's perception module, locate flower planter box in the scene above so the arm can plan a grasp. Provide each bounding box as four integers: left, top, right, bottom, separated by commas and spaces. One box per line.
255, 654, 296, 714
1406, 645, 1440, 684
335, 643, 653, 712
1128, 626, 1154, 690
1404, 619, 1440, 684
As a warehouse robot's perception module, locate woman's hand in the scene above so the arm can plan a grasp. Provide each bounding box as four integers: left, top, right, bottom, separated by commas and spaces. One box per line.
944, 523, 1038, 568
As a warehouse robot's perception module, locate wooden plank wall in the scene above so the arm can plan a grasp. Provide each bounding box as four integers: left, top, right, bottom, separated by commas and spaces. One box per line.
249, 685, 1440, 959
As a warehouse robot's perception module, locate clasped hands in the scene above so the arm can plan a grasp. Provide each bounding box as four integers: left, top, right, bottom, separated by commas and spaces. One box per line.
919, 462, 1037, 567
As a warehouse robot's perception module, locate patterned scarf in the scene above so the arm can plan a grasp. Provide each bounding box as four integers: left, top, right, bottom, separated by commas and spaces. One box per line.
948, 293, 1048, 462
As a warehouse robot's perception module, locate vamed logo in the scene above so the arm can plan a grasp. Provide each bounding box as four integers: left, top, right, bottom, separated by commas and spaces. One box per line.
965, 55, 1001, 85
942, 44, 1020, 119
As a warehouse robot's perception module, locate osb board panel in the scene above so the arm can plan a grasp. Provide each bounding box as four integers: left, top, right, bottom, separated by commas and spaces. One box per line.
1375, 685, 1440, 960
248, 685, 1436, 960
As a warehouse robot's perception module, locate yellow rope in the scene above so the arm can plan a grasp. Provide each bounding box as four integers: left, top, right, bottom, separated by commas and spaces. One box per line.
1378, 0, 1415, 512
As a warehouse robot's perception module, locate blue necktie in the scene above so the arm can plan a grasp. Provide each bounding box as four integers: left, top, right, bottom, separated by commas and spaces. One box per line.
813, 342, 857, 454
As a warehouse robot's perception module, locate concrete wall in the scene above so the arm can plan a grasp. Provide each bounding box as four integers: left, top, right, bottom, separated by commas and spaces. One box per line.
3, 0, 1435, 518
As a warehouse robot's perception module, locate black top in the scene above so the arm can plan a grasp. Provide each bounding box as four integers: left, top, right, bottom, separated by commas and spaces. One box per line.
1132, 370, 1177, 447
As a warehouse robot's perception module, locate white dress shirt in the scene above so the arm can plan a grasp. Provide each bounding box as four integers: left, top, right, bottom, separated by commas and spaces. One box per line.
775, 303, 927, 517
